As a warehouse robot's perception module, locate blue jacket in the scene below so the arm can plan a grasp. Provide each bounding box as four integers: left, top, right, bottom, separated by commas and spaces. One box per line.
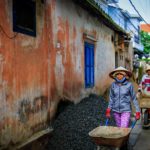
108, 80, 140, 113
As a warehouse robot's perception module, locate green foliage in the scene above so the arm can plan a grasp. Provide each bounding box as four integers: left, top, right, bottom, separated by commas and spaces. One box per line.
139, 58, 150, 62
138, 66, 143, 82
140, 31, 150, 54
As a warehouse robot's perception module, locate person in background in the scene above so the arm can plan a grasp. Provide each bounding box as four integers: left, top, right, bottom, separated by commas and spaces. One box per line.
106, 66, 140, 128
138, 65, 150, 93
138, 65, 150, 119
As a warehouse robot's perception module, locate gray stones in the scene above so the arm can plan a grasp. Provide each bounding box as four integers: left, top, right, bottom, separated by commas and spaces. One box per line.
47, 94, 115, 150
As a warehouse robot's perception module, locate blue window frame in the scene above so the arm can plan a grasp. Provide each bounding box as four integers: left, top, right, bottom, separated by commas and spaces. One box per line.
13, 0, 36, 37
84, 42, 95, 88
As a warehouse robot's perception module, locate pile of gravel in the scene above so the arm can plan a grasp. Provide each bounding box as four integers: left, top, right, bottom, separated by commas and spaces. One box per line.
47, 94, 116, 150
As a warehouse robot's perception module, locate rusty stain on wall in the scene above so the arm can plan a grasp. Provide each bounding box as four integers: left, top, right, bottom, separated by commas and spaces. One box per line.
0, 0, 120, 148
18, 96, 48, 123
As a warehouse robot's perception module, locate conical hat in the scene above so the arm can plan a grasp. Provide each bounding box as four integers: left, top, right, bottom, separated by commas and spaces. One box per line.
109, 66, 132, 79
146, 65, 150, 72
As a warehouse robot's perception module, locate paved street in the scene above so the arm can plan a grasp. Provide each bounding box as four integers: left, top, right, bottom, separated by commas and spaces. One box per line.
133, 127, 150, 150
130, 120, 150, 150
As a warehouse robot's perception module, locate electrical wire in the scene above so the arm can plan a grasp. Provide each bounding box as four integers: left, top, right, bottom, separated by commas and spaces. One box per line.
97, 0, 140, 39
128, 0, 150, 30
138, 0, 149, 22
0, 25, 18, 39
110, 0, 140, 33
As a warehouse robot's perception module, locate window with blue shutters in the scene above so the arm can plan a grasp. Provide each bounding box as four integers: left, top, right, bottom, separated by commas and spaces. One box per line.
84, 42, 95, 88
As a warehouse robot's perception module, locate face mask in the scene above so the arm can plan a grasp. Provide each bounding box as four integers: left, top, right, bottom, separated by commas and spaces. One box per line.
115, 77, 127, 83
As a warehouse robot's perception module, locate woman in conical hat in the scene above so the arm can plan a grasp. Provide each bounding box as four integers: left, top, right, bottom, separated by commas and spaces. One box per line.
106, 66, 140, 128
109, 66, 132, 79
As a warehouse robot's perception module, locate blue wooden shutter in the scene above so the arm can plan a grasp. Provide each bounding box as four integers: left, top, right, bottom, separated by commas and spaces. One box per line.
84, 42, 94, 88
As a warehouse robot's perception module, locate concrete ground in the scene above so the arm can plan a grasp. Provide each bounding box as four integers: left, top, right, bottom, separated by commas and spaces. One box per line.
129, 119, 142, 148
133, 126, 150, 150
130, 119, 150, 150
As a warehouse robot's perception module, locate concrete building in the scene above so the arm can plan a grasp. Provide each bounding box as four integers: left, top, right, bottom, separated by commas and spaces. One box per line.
107, 4, 143, 70
0, 0, 131, 148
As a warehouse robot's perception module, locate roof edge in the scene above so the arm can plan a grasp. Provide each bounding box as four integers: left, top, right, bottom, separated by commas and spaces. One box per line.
73, 0, 127, 35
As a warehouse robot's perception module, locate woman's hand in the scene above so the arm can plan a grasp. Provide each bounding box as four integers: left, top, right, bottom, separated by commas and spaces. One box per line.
135, 112, 140, 120
106, 108, 111, 118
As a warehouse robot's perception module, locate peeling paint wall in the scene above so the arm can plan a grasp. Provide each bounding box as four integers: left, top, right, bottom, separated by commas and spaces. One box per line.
0, 0, 52, 147
54, 0, 115, 99
0, 0, 117, 147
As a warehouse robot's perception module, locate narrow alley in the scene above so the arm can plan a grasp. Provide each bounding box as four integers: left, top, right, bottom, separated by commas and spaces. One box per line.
0, 0, 150, 150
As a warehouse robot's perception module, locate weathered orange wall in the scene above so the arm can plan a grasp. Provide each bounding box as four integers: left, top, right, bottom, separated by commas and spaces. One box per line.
0, 0, 115, 147
0, 0, 54, 147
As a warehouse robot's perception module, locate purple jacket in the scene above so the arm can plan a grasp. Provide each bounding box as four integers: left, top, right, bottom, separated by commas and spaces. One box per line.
108, 80, 140, 113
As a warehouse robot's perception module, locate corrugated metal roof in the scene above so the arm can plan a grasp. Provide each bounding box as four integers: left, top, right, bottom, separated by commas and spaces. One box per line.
73, 0, 127, 35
